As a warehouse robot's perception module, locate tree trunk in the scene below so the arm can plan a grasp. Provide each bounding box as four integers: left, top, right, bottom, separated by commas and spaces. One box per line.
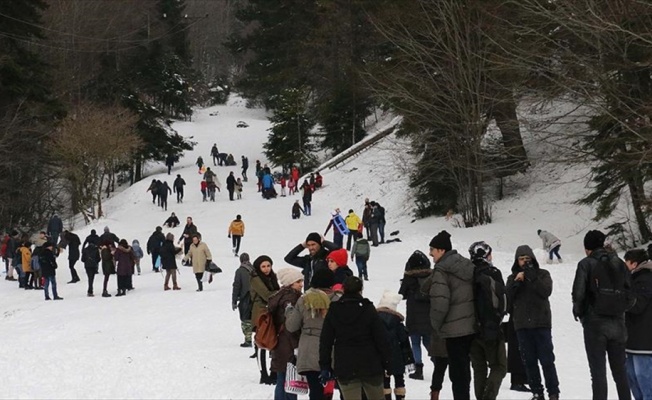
134, 157, 142, 182
493, 95, 528, 172
627, 174, 652, 242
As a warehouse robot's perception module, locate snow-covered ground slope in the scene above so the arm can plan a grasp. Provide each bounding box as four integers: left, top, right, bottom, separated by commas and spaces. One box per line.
1, 96, 622, 399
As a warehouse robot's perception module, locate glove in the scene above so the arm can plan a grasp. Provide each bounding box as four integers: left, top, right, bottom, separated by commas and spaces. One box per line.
524, 265, 536, 281
319, 369, 332, 386
228, 234, 231, 238
232, 302, 238, 311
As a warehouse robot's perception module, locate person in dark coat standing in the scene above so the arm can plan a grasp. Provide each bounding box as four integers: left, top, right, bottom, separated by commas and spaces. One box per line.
159, 233, 182, 291
232, 253, 254, 347
398, 250, 432, 381
623, 249, 652, 400
211, 144, 219, 166
362, 199, 372, 240
319, 276, 391, 400
82, 229, 100, 250
100, 241, 116, 297
226, 171, 237, 201
59, 230, 81, 284
572, 230, 631, 400
369, 202, 381, 247
241, 155, 249, 181
100, 226, 119, 246
147, 227, 165, 272
173, 174, 186, 203
301, 180, 312, 216
81, 241, 100, 296
269, 268, 304, 400
377, 290, 413, 400
506, 245, 560, 400
113, 239, 135, 297
159, 181, 172, 211
284, 232, 338, 291
40, 242, 63, 301
47, 214, 63, 245
179, 217, 198, 256
250, 255, 280, 385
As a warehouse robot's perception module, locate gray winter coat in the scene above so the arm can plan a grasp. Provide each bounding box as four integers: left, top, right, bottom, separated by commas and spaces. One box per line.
285, 288, 341, 373
232, 261, 254, 321
427, 250, 477, 339
539, 230, 560, 251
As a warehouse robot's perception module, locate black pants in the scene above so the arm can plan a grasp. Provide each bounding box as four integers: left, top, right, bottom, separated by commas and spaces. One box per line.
430, 356, 449, 391
232, 235, 242, 254
69, 259, 80, 281
167, 164, 172, 174
346, 232, 358, 251
516, 328, 560, 396
242, 168, 247, 180
176, 189, 184, 203
103, 274, 111, 293
213, 155, 218, 165
583, 319, 630, 400
228, 189, 234, 201
160, 196, 168, 211
304, 371, 324, 400
85, 267, 96, 294
195, 272, 203, 291
446, 334, 475, 399
117, 275, 129, 291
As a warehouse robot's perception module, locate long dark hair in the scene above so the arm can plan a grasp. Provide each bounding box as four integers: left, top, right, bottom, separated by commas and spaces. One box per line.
253, 255, 280, 291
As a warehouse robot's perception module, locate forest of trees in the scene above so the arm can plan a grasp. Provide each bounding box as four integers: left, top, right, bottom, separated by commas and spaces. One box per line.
2, 0, 652, 244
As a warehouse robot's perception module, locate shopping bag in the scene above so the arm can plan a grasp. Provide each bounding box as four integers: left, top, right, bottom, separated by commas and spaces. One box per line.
284, 362, 309, 395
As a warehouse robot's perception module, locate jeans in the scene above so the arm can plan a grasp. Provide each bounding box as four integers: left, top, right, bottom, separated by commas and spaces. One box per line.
583, 319, 630, 400
470, 337, 507, 400
355, 258, 368, 279
548, 245, 561, 260
446, 334, 474, 399
303, 200, 311, 216
333, 231, 343, 249
274, 371, 297, 400
44, 276, 58, 299
626, 353, 652, 400
304, 371, 324, 400
232, 235, 242, 254
516, 328, 560, 396
410, 333, 431, 365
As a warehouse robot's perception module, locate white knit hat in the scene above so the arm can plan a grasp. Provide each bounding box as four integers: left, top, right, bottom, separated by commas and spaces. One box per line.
277, 267, 304, 287
377, 290, 403, 311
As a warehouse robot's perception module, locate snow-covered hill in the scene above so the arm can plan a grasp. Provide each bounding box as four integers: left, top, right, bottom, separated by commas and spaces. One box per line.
1, 96, 622, 399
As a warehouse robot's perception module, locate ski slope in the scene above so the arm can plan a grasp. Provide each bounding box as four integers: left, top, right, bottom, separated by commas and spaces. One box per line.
0, 96, 620, 399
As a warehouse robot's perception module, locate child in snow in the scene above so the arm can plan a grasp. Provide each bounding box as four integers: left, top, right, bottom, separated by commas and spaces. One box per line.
280, 175, 287, 197
200, 180, 207, 202
131, 239, 144, 275
235, 178, 243, 199
292, 200, 304, 219
288, 178, 295, 195
326, 248, 354, 291
351, 234, 371, 280
377, 290, 413, 400
196, 156, 204, 172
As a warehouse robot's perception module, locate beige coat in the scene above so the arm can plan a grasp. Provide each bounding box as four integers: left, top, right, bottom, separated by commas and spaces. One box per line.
183, 241, 212, 273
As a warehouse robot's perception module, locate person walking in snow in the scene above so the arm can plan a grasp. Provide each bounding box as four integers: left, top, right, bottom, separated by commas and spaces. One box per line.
284, 232, 338, 289
81, 240, 100, 297
158, 181, 171, 211
324, 209, 349, 249
146, 179, 160, 205
285, 268, 339, 399
344, 209, 362, 251
301, 180, 313, 216
227, 171, 237, 201
241, 155, 249, 181
351, 234, 371, 280
291, 200, 304, 219
235, 178, 243, 199
41, 241, 63, 301
250, 255, 280, 385
47, 214, 63, 246
232, 253, 254, 347
228, 214, 245, 257
196, 156, 204, 172
183, 233, 213, 292
131, 240, 144, 275
99, 226, 120, 247
211, 144, 219, 166
165, 153, 175, 175
398, 250, 432, 381
179, 217, 198, 256
59, 230, 81, 284
377, 290, 413, 400
100, 241, 116, 297
425, 230, 477, 400
200, 179, 208, 202
506, 245, 560, 400
82, 229, 100, 250
623, 249, 652, 400
164, 212, 180, 228
147, 226, 165, 272
203, 168, 220, 201
362, 199, 372, 241
173, 174, 186, 203
114, 239, 136, 296
572, 230, 631, 400
159, 233, 182, 291
537, 229, 562, 264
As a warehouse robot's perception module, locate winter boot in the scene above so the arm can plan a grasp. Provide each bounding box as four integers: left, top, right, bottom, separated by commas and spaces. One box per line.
430, 391, 440, 400
510, 384, 530, 392
549, 394, 559, 400
102, 291, 111, 298
557, 258, 563, 264
173, 285, 181, 290
530, 394, 545, 400
394, 387, 405, 400
196, 281, 203, 292
409, 363, 424, 380
384, 388, 392, 400
164, 285, 171, 291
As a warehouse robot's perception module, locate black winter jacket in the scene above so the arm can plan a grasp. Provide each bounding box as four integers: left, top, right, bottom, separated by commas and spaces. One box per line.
284, 240, 338, 288
158, 239, 181, 270
40, 248, 58, 278
506, 257, 553, 331
81, 244, 101, 271
83, 233, 100, 249
399, 269, 432, 335
626, 261, 652, 354
378, 309, 413, 376
147, 231, 165, 255
319, 293, 391, 380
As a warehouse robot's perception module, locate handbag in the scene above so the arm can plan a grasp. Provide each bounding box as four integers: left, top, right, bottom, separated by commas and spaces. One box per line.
284, 361, 309, 395
254, 310, 278, 350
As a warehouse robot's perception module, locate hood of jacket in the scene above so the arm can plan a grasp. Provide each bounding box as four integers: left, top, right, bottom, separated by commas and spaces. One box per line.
240, 261, 254, 274
436, 250, 474, 281
511, 245, 540, 273
634, 259, 652, 274
403, 269, 432, 278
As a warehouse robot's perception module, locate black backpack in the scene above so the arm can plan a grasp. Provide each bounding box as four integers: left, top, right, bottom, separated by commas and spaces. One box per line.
473, 263, 507, 340
589, 253, 630, 317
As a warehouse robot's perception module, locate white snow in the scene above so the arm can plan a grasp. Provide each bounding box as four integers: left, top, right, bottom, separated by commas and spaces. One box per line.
0, 95, 624, 399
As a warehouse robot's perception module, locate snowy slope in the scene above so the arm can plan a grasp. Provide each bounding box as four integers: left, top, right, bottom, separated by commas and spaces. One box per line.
0, 96, 620, 399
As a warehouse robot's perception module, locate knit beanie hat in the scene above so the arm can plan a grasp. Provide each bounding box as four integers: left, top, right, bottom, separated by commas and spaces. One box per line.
469, 241, 492, 261
310, 268, 335, 289
253, 255, 273, 273
277, 267, 304, 287
326, 248, 348, 267
537, 229, 542, 236
429, 230, 452, 251
406, 250, 431, 271
377, 290, 402, 311
584, 230, 606, 251
306, 232, 321, 245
